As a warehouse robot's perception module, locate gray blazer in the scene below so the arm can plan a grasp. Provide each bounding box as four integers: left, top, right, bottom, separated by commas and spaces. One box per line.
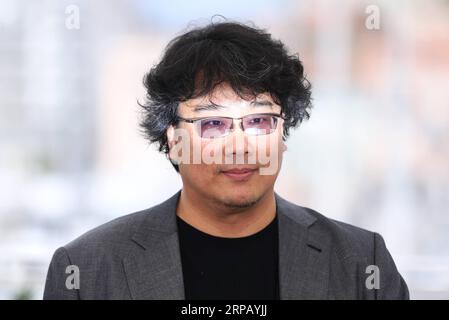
43, 190, 409, 299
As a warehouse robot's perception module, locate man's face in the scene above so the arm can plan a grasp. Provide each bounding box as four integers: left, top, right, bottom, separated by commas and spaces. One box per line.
168, 84, 287, 209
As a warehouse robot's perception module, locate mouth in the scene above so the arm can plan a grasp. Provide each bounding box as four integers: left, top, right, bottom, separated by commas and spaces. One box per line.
220, 167, 259, 181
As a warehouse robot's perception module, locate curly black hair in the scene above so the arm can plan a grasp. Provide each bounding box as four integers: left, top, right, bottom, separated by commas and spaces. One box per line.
139, 20, 312, 172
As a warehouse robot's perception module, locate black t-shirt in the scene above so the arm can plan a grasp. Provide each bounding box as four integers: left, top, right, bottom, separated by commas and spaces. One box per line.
176, 214, 280, 300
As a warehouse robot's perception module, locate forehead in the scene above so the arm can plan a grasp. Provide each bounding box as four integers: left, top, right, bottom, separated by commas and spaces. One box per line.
178, 84, 281, 116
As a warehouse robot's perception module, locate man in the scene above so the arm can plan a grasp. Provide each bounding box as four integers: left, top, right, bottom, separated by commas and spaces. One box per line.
44, 21, 409, 300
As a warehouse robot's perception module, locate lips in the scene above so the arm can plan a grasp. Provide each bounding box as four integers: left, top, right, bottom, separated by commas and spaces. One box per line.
221, 167, 258, 181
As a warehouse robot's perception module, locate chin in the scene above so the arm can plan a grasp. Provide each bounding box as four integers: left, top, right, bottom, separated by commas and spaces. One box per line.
217, 189, 262, 209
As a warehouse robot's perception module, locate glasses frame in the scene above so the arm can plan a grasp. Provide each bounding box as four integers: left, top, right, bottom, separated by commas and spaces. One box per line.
176, 112, 285, 139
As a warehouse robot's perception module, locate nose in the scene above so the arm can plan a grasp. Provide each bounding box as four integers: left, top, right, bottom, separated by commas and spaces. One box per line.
230, 118, 245, 135
223, 119, 250, 161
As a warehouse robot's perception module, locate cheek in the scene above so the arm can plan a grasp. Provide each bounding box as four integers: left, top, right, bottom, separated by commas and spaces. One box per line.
180, 163, 216, 187
173, 127, 218, 167
199, 138, 225, 165
252, 134, 284, 160
184, 137, 220, 178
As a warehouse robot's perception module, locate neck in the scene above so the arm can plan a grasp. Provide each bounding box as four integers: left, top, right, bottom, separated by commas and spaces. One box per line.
176, 188, 276, 238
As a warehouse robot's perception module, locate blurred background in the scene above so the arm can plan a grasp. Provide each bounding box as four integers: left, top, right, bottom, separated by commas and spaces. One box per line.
0, 0, 448, 299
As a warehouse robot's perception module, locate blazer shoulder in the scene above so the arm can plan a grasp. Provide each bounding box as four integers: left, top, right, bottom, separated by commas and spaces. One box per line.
294, 204, 377, 260
62, 207, 151, 257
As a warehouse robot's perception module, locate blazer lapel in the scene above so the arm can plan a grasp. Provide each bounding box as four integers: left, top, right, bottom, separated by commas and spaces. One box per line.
276, 193, 331, 299
123, 190, 185, 300
123, 190, 331, 300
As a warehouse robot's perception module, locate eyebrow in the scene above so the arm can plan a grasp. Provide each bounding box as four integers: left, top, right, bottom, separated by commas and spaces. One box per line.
192, 103, 225, 112
192, 99, 274, 112
250, 99, 274, 108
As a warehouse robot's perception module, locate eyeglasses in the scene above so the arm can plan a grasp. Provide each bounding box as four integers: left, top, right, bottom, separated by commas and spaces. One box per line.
177, 113, 284, 139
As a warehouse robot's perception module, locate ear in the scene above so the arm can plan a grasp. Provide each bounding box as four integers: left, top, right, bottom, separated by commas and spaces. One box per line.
167, 125, 176, 149
167, 125, 179, 164
281, 141, 288, 152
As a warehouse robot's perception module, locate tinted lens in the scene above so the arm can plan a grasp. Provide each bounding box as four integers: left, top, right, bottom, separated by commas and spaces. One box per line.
243, 114, 277, 135
200, 117, 233, 138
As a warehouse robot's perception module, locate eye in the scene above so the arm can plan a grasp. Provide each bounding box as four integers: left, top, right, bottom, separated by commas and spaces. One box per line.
249, 116, 268, 125
252, 118, 264, 123
201, 118, 228, 131
203, 119, 223, 127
